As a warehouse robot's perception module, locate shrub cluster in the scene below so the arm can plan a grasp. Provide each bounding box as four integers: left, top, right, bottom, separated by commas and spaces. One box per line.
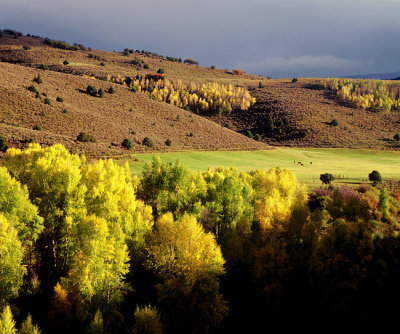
33, 74, 42, 84
38, 64, 49, 70
86, 85, 106, 98
77, 132, 96, 143
121, 138, 133, 149
142, 137, 154, 147
2, 29, 23, 37
44, 38, 85, 51
0, 136, 9, 152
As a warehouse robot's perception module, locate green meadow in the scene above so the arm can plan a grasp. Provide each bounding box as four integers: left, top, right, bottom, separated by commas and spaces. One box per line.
128, 148, 400, 186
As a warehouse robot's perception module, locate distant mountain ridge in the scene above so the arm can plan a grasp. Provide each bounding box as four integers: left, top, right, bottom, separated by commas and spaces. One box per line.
343, 71, 400, 80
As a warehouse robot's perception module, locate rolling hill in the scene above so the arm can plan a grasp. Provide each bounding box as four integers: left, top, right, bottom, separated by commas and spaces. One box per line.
0, 32, 267, 156
1, 30, 400, 156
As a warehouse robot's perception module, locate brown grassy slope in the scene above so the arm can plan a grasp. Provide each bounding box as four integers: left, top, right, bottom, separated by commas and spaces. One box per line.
3, 34, 398, 151
0, 34, 264, 85
206, 79, 400, 149
0, 61, 266, 156
0, 36, 268, 156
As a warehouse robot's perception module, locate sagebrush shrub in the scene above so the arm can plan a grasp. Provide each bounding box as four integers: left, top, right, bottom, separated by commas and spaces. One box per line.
33, 74, 42, 84
0, 136, 9, 152
86, 85, 97, 96
122, 138, 133, 149
77, 132, 96, 143
142, 137, 154, 147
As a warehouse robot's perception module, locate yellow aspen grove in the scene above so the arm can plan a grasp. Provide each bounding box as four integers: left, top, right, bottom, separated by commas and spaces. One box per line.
104, 75, 256, 113
323, 78, 400, 111
252, 167, 307, 231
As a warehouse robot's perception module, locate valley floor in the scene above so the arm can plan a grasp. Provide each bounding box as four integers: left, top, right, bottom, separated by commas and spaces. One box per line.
128, 147, 400, 186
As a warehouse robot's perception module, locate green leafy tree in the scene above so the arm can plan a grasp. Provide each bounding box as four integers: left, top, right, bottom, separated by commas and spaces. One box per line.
368, 170, 382, 184
138, 156, 206, 219
320, 173, 335, 185
202, 167, 253, 243
0, 215, 26, 306
378, 188, 390, 220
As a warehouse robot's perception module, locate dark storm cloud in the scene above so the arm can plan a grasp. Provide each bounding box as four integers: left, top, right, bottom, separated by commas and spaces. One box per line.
1, 0, 399, 77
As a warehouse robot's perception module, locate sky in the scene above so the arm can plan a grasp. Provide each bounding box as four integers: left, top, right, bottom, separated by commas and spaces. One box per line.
1, 0, 400, 78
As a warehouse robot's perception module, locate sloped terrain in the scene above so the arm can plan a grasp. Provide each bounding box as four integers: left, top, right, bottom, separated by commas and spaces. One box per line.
1, 32, 400, 154
0, 34, 267, 156
206, 79, 400, 149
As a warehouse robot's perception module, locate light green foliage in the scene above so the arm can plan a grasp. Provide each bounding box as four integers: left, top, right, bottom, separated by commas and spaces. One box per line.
138, 156, 206, 219
64, 215, 130, 305
0, 166, 43, 246
202, 167, 253, 241
378, 188, 390, 220
0, 215, 26, 306
132, 305, 163, 334
20, 314, 41, 334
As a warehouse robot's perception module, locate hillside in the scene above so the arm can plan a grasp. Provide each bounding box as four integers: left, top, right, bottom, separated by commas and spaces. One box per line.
1, 31, 400, 154
0, 32, 266, 156
206, 79, 400, 149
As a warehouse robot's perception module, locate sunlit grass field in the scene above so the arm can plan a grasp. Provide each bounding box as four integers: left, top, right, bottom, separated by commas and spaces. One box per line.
127, 148, 400, 186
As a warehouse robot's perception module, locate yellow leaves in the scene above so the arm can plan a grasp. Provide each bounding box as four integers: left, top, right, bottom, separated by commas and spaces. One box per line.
324, 78, 400, 111
65, 215, 130, 303
104, 74, 255, 113
253, 167, 306, 232
0, 214, 26, 301
147, 213, 224, 292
